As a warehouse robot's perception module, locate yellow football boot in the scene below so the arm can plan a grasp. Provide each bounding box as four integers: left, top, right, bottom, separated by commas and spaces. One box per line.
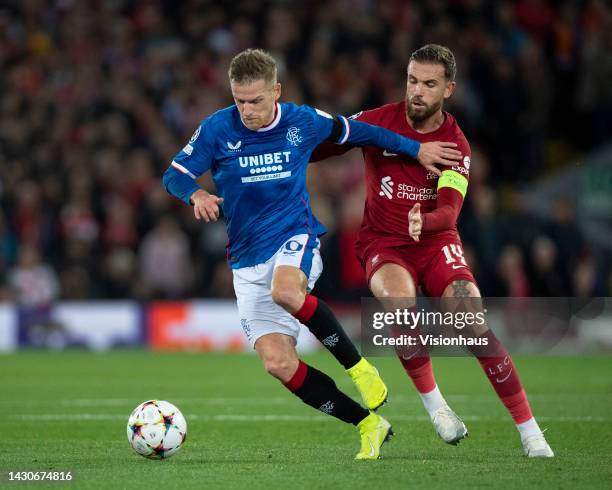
346, 357, 388, 410
355, 412, 394, 460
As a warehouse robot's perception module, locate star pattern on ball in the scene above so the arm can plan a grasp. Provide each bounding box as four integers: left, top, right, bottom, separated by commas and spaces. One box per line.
128, 421, 144, 440
151, 442, 168, 459
162, 412, 175, 435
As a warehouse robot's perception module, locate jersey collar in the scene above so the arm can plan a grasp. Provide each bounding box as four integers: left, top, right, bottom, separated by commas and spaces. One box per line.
240, 103, 282, 132
258, 102, 282, 131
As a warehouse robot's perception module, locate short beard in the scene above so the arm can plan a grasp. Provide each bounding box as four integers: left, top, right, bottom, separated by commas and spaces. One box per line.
405, 98, 442, 122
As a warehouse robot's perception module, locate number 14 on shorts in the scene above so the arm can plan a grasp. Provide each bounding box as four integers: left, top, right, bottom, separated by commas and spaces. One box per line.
442, 244, 467, 269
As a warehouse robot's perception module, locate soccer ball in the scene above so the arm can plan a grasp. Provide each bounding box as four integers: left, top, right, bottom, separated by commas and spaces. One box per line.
127, 400, 187, 459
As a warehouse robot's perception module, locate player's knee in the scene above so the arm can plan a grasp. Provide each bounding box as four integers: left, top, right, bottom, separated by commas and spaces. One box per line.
262, 354, 298, 382
374, 289, 416, 311
372, 283, 416, 303
270, 287, 303, 313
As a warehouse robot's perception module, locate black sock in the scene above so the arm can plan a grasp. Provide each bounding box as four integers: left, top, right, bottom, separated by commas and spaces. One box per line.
287, 361, 369, 426
294, 295, 361, 369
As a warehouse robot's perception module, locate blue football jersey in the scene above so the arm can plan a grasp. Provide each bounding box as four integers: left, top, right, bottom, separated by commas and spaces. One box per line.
169, 102, 338, 269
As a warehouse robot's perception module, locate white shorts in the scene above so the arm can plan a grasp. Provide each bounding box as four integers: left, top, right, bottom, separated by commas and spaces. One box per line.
232, 234, 323, 348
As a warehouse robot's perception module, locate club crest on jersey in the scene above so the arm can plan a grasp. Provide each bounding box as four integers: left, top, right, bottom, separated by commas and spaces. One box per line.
227, 140, 242, 152
286, 127, 302, 146
189, 126, 201, 144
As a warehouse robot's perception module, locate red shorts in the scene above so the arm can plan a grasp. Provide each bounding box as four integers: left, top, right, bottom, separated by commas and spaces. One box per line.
357, 232, 476, 297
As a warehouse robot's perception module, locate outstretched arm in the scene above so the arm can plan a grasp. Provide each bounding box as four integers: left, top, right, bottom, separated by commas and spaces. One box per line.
344, 117, 463, 174
317, 114, 462, 174
310, 140, 353, 162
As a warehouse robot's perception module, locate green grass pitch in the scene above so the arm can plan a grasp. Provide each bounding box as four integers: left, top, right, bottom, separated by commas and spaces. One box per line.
0, 352, 610, 489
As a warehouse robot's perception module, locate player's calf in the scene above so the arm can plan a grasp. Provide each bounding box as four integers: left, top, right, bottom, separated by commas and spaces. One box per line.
293, 293, 362, 369
271, 267, 362, 369
255, 333, 301, 383
261, 354, 299, 383
293, 294, 390, 409
441, 279, 554, 456
466, 328, 554, 456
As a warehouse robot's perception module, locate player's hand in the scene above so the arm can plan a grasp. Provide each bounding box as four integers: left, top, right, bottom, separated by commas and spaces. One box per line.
190, 189, 224, 223
408, 203, 422, 242
416, 142, 462, 176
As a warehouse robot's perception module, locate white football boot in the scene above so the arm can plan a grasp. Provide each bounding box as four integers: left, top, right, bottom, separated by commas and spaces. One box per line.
522, 432, 554, 457
430, 405, 468, 445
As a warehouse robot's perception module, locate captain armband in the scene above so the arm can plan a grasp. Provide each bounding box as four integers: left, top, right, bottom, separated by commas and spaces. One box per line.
437, 170, 468, 198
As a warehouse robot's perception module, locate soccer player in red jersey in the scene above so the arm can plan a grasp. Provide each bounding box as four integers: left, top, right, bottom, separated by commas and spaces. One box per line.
312, 44, 554, 457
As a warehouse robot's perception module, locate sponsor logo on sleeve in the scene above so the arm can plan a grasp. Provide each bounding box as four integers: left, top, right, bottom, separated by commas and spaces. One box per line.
452, 155, 470, 176
189, 126, 201, 144
452, 164, 469, 176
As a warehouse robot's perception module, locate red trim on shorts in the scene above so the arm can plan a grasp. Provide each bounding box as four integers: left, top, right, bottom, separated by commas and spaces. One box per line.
284, 360, 308, 392
294, 294, 318, 323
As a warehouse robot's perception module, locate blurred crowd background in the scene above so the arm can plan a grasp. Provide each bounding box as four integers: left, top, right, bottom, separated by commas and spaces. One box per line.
1, 0, 611, 309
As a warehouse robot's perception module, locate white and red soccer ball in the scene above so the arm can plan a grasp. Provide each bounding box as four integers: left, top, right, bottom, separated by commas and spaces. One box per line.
127, 400, 187, 459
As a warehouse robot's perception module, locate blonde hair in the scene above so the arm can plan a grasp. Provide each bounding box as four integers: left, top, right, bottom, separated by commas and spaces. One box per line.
228, 49, 277, 85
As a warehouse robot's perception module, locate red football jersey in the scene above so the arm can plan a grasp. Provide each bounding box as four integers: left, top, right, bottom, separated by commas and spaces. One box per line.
348, 101, 471, 248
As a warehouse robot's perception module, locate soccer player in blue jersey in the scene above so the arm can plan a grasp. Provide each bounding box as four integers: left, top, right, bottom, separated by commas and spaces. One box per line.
163, 49, 462, 459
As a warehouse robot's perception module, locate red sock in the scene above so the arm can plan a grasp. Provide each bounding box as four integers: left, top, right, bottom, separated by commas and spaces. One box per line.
391, 324, 436, 394
293, 294, 318, 323
284, 360, 308, 392
398, 355, 437, 394
472, 330, 533, 424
